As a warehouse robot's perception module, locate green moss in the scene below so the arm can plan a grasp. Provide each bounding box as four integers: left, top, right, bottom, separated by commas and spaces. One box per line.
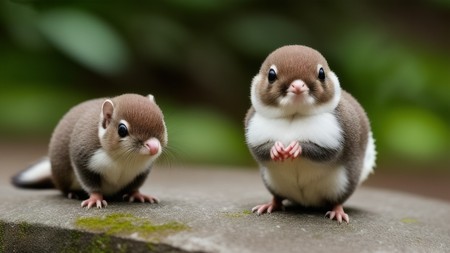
18, 221, 30, 239
223, 210, 252, 218
75, 213, 188, 239
0, 221, 5, 253
400, 217, 419, 224
87, 234, 112, 253
117, 242, 128, 253
61, 230, 83, 253
146, 242, 156, 252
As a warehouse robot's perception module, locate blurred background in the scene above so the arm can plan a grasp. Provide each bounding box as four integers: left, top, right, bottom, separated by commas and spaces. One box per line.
0, 1, 449, 199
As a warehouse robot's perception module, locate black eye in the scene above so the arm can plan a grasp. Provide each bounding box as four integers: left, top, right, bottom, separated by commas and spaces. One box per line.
318, 67, 325, 81
118, 123, 128, 138
268, 68, 277, 83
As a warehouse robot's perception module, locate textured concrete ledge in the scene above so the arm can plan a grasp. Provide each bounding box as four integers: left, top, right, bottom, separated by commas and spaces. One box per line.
1, 166, 450, 253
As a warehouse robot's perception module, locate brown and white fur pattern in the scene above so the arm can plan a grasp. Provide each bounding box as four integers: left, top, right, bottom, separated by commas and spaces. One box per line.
245, 45, 376, 223
12, 94, 167, 209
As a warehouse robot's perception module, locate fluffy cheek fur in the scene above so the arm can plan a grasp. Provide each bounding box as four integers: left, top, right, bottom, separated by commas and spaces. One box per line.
250, 71, 342, 117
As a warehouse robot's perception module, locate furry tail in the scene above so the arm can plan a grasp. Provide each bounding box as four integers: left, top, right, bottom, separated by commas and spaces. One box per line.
11, 158, 54, 189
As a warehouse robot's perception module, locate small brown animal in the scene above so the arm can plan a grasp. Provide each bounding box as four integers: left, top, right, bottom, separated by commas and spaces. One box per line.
12, 94, 167, 208
245, 45, 376, 223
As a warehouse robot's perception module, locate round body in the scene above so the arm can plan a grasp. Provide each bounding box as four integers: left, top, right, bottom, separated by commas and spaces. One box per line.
49, 94, 167, 197
245, 45, 376, 208
49, 98, 101, 194
246, 91, 375, 207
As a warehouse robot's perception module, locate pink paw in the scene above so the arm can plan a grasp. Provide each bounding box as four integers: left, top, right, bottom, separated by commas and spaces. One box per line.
325, 204, 349, 224
270, 141, 301, 161
123, 191, 159, 204
270, 141, 286, 161
285, 141, 302, 160
251, 197, 283, 215
81, 193, 107, 209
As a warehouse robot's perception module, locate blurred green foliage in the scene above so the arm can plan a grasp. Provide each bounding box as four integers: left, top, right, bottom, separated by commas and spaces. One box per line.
0, 0, 449, 169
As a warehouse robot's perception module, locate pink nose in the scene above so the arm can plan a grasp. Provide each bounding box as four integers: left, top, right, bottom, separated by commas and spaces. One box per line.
144, 138, 160, 155
288, 80, 309, 94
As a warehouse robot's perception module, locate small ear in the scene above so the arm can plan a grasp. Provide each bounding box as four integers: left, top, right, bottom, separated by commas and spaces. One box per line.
101, 99, 114, 129
147, 94, 155, 102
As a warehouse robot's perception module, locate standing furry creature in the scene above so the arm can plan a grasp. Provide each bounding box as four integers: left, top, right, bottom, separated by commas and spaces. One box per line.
245, 45, 376, 223
12, 93, 167, 209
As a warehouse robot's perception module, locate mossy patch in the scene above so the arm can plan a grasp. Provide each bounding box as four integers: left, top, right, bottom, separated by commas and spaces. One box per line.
75, 213, 188, 240
0, 221, 5, 253
87, 234, 111, 253
400, 217, 419, 224
223, 210, 252, 218
18, 221, 31, 239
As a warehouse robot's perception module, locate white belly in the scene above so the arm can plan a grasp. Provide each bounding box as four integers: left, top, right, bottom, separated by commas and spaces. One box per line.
246, 112, 343, 150
262, 160, 348, 206
87, 149, 155, 195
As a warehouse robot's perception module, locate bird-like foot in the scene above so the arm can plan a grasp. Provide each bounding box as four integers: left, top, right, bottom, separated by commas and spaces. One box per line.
123, 191, 159, 204
252, 197, 283, 215
81, 192, 107, 209
325, 204, 349, 224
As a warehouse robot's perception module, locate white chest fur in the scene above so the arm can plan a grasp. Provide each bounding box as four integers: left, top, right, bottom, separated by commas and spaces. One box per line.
246, 112, 343, 148
88, 149, 155, 195
247, 112, 347, 206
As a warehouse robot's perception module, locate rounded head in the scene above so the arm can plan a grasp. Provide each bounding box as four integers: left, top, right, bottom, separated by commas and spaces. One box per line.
251, 45, 341, 117
99, 94, 167, 158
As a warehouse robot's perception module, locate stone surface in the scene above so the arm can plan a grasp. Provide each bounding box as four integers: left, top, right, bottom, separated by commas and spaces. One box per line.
1, 163, 450, 253
1, 142, 449, 252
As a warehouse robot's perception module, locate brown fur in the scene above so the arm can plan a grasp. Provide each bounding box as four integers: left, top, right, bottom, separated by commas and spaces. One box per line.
49, 98, 103, 193
49, 94, 166, 195
334, 91, 370, 203
101, 94, 166, 154
256, 45, 335, 107
246, 45, 374, 210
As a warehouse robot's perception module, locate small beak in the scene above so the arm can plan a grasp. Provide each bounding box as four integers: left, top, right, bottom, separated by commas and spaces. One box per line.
144, 138, 161, 155
288, 80, 309, 95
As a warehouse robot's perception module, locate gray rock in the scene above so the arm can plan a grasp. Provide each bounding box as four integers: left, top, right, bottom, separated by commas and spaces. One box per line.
1, 165, 449, 253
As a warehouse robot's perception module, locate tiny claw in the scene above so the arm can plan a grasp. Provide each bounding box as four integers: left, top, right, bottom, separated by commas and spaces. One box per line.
325, 211, 336, 220
325, 205, 349, 224
342, 214, 349, 224
336, 214, 342, 224
271, 142, 286, 162
252, 197, 283, 216
81, 193, 106, 209
257, 206, 267, 215
124, 192, 158, 204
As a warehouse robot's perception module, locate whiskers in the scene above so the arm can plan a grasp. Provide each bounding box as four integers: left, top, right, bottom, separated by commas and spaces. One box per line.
114, 145, 139, 167
157, 144, 182, 168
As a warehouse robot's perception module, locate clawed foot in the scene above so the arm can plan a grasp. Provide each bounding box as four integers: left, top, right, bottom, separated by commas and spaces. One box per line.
81, 192, 107, 209
270, 141, 301, 161
123, 191, 159, 204
325, 204, 349, 224
252, 197, 283, 215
